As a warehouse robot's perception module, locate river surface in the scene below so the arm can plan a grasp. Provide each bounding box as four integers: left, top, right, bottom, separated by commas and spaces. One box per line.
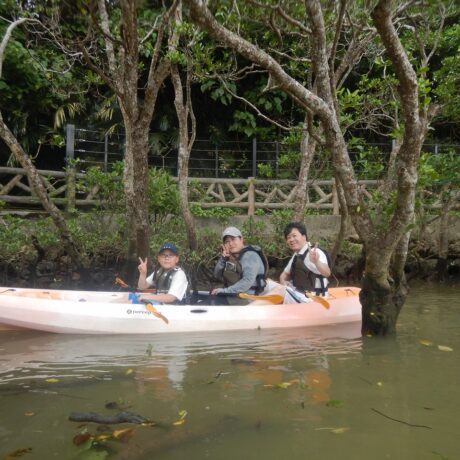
0, 282, 458, 460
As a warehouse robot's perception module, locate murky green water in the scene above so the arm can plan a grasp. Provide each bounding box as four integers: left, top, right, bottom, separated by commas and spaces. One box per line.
0, 282, 458, 460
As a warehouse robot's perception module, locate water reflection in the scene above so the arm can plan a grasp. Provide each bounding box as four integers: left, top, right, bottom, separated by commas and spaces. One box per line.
0, 322, 361, 388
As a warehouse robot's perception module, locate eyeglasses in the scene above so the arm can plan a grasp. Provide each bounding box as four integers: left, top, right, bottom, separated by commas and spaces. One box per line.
159, 253, 177, 259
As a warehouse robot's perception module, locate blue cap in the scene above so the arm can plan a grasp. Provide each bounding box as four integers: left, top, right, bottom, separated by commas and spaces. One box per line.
159, 242, 179, 255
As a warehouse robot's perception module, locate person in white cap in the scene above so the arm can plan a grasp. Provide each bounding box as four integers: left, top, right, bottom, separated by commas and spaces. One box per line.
137, 243, 189, 304
211, 226, 267, 303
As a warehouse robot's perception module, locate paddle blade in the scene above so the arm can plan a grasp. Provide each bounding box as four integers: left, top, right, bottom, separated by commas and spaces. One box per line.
239, 293, 284, 304
115, 277, 129, 289
144, 303, 169, 324
304, 292, 330, 309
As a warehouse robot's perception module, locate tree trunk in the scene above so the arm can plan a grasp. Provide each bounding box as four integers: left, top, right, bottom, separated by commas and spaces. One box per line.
91, 0, 173, 262
170, 4, 198, 251
330, 176, 348, 265
292, 117, 317, 221
171, 64, 198, 251
123, 125, 151, 261
0, 114, 84, 268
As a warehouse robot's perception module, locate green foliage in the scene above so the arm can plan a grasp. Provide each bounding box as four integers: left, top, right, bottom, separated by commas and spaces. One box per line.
277, 150, 301, 179
229, 111, 257, 137
353, 145, 385, 180
190, 204, 237, 219
0, 213, 126, 267
417, 150, 460, 213
147, 168, 180, 221
165, 50, 186, 65
340, 240, 363, 259
200, 79, 235, 106
257, 163, 274, 178
433, 22, 460, 122
82, 162, 125, 212
269, 209, 294, 235
80, 163, 180, 222
0, 4, 92, 154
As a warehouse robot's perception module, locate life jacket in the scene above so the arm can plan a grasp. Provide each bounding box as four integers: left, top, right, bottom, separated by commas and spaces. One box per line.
222, 245, 268, 294
152, 266, 190, 304
290, 247, 331, 296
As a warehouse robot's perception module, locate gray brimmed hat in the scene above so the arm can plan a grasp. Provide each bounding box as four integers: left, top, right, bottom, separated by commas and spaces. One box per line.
222, 226, 242, 239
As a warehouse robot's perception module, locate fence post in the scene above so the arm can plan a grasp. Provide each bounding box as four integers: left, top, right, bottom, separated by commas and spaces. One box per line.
275, 141, 279, 178
65, 124, 76, 212
248, 177, 255, 216
104, 132, 109, 172
215, 144, 219, 178
252, 138, 257, 177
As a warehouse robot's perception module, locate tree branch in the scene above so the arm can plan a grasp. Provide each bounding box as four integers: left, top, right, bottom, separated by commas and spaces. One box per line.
0, 17, 33, 78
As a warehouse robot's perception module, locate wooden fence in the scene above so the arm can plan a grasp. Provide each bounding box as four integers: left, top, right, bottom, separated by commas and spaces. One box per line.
0, 165, 381, 215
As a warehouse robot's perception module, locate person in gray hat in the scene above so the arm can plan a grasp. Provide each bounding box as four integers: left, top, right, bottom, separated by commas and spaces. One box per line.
137, 243, 188, 304
211, 226, 268, 303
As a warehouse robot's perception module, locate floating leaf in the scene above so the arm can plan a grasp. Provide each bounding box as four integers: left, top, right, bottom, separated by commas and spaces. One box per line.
331, 427, 351, 434
125, 369, 134, 375
326, 400, 344, 408
173, 409, 188, 426
24, 412, 35, 417
172, 419, 186, 426
437, 345, 453, 352
377, 382, 383, 387
276, 382, 292, 389
45, 378, 59, 383
419, 340, 433, 346
73, 432, 92, 446
112, 428, 135, 442
94, 433, 112, 442
3, 447, 32, 459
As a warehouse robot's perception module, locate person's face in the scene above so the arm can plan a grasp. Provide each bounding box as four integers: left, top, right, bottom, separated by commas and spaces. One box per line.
157, 250, 179, 269
285, 228, 307, 253
223, 236, 245, 254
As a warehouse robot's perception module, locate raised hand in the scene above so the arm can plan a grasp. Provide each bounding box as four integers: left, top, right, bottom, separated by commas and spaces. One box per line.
221, 242, 230, 257
138, 257, 148, 276
309, 243, 319, 264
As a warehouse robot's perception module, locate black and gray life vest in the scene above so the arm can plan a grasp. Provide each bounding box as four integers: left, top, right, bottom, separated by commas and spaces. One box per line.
290, 247, 330, 296
222, 245, 268, 294
152, 266, 190, 304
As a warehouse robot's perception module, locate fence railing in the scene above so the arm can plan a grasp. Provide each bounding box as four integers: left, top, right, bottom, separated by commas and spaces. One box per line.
0, 166, 382, 215
1, 166, 456, 215
65, 124, 460, 181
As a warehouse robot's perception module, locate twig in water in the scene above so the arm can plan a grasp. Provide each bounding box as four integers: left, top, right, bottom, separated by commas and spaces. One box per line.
371, 408, 432, 429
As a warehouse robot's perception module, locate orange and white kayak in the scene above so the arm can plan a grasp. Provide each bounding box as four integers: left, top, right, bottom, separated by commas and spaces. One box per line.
0, 286, 361, 334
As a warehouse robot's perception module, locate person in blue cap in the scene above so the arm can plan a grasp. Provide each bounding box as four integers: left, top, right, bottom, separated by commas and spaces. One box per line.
137, 243, 188, 304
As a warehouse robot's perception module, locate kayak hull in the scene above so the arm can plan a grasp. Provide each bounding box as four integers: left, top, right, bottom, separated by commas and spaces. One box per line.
0, 286, 362, 334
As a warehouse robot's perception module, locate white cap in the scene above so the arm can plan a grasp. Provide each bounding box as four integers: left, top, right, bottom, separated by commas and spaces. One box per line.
222, 226, 242, 239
